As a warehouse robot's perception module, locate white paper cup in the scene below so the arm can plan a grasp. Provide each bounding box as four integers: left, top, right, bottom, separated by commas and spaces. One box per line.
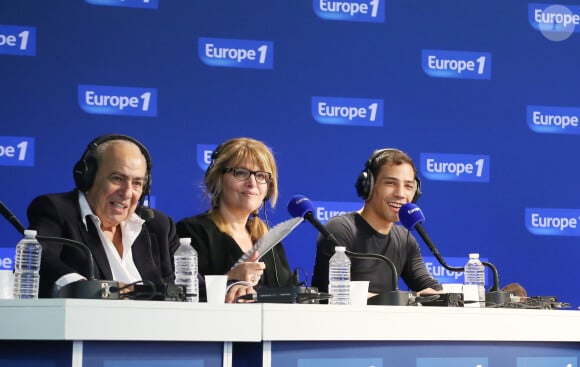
442, 283, 463, 293
350, 280, 369, 305
0, 270, 14, 299
205, 275, 228, 304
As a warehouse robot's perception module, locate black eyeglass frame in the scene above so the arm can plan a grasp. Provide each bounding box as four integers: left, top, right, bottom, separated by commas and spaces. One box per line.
223, 167, 272, 184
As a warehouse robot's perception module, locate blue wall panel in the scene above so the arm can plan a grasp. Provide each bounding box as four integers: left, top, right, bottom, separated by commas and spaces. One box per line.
1, 1, 578, 307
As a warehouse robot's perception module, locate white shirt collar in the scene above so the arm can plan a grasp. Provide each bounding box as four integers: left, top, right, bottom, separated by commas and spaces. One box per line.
77, 191, 145, 284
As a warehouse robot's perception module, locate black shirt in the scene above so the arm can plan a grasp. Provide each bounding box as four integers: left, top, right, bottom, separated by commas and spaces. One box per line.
311, 212, 442, 294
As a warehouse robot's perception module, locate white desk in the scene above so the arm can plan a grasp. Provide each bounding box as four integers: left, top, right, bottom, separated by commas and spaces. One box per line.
0, 299, 261, 367
261, 303, 580, 341
261, 304, 580, 367
2, 300, 580, 367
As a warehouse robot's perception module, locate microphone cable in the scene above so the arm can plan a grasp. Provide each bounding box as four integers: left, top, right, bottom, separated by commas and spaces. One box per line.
235, 287, 332, 304
408, 294, 440, 306
296, 291, 332, 303
110, 280, 157, 300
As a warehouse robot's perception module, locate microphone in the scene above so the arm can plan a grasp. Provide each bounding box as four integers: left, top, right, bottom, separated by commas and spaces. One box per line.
344, 250, 409, 306
288, 194, 338, 244
398, 203, 464, 273
287, 194, 409, 306
0, 200, 119, 299
0, 200, 26, 234
399, 203, 510, 306
137, 206, 155, 221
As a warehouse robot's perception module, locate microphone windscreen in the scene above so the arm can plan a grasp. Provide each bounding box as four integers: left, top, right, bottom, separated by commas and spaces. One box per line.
399, 203, 425, 230
138, 207, 155, 220
287, 194, 315, 218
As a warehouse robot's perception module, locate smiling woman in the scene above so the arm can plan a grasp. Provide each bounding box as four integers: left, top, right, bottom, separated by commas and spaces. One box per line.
176, 137, 296, 302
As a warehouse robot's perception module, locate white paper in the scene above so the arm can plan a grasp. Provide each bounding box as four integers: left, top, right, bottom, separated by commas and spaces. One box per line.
230, 217, 304, 270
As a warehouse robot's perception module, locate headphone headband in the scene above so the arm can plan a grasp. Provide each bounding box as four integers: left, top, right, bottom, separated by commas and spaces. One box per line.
73, 134, 152, 201
355, 148, 422, 203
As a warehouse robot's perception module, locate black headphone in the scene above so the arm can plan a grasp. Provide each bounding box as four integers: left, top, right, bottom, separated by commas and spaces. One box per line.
206, 142, 273, 201
205, 143, 222, 179
73, 134, 153, 202
355, 148, 422, 203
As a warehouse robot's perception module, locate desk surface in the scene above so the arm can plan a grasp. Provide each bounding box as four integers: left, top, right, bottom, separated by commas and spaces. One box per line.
261, 303, 580, 342
0, 299, 261, 342
1, 300, 580, 343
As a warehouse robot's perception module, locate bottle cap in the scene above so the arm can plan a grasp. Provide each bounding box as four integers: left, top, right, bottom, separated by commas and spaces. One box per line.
179, 237, 192, 245
469, 253, 480, 258
335, 246, 346, 252
23, 229, 37, 238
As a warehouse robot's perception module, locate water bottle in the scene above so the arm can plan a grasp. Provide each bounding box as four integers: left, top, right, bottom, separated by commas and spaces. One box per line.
174, 237, 199, 302
13, 229, 42, 299
328, 246, 351, 305
463, 253, 485, 308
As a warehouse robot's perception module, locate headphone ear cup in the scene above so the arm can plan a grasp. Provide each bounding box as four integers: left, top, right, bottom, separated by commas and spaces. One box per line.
73, 134, 152, 201
205, 145, 221, 179
141, 173, 151, 203
73, 155, 97, 192
412, 177, 422, 203
355, 169, 373, 200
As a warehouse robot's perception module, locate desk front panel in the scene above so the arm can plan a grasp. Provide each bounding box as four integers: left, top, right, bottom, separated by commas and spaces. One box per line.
269, 340, 580, 367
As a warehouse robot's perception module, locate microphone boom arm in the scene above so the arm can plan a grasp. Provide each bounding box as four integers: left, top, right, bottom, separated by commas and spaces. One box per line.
415, 225, 464, 272
344, 249, 399, 291
415, 224, 500, 293
36, 235, 96, 280
481, 260, 500, 292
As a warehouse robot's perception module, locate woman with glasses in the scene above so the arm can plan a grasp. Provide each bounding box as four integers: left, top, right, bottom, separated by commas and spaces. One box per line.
176, 137, 294, 302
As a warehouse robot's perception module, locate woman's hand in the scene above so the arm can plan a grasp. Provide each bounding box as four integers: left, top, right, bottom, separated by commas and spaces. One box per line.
226, 283, 256, 303
228, 251, 265, 286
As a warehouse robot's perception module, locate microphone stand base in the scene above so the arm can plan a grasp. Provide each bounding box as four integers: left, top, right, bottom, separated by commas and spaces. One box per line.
56, 280, 120, 299
368, 291, 410, 306
486, 291, 511, 307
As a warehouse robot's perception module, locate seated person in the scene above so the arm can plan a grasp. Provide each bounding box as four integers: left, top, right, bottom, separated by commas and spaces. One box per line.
312, 148, 442, 299
501, 282, 527, 298
177, 137, 295, 302
28, 134, 179, 298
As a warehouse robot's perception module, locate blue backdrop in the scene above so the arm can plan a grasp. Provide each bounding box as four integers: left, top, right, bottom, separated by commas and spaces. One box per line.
1, 0, 579, 307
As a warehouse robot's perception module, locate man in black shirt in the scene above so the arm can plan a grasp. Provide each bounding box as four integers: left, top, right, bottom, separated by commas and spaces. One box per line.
312, 148, 442, 298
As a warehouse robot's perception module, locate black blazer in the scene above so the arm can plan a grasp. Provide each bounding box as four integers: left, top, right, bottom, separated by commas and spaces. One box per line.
27, 190, 179, 298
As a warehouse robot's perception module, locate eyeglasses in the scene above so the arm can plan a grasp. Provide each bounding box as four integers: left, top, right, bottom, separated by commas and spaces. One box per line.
224, 167, 272, 184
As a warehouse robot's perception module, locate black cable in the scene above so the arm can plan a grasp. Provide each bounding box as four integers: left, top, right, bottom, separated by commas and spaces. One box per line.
296, 292, 332, 303
270, 249, 280, 287
293, 267, 309, 286
111, 280, 157, 300
235, 288, 332, 303
408, 294, 440, 306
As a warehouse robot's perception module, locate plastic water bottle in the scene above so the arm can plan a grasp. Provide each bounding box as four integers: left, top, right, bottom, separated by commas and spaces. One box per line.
463, 253, 485, 308
328, 246, 351, 305
174, 237, 199, 302
13, 229, 42, 299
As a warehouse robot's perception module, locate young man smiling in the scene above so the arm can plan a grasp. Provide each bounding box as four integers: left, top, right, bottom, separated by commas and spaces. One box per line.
311, 148, 442, 299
